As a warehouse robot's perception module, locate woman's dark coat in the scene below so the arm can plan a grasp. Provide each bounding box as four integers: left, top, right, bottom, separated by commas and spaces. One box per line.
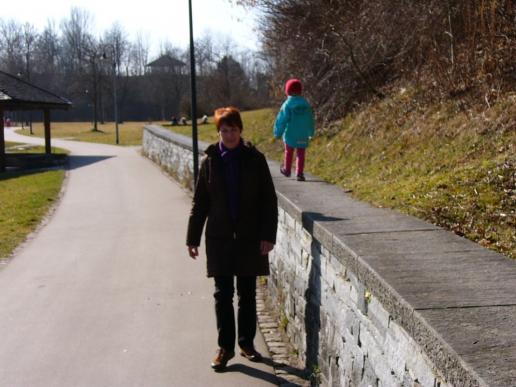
186, 141, 278, 277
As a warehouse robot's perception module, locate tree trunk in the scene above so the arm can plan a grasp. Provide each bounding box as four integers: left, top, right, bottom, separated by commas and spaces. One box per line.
44, 109, 51, 154
0, 109, 5, 172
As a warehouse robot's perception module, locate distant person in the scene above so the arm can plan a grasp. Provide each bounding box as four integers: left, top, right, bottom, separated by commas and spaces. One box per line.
180, 117, 188, 125
201, 114, 208, 124
186, 107, 278, 372
171, 116, 178, 126
273, 78, 315, 181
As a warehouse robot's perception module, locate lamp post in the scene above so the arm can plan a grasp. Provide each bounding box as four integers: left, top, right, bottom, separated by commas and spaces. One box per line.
84, 89, 94, 127
103, 47, 119, 145
111, 50, 120, 145
189, 0, 199, 185
85, 48, 107, 132
114, 67, 119, 145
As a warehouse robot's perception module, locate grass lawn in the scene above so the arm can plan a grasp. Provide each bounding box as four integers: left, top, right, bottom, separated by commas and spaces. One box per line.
1, 142, 68, 259
167, 98, 515, 259
6, 141, 69, 155
0, 169, 65, 259
5, 141, 24, 148
16, 121, 168, 146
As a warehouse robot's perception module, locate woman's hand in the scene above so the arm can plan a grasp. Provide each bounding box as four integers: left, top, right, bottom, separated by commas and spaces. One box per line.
260, 241, 275, 255
188, 245, 199, 259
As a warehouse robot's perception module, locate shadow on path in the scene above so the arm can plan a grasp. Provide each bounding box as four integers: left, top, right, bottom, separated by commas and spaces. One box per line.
0, 155, 114, 178
223, 362, 280, 384
261, 357, 309, 380
3, 153, 67, 172
67, 155, 114, 170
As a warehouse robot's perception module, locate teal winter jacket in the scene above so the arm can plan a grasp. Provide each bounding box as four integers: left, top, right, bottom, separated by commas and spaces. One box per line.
273, 96, 315, 148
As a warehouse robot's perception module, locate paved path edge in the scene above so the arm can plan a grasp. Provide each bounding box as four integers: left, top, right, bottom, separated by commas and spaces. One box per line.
256, 279, 311, 387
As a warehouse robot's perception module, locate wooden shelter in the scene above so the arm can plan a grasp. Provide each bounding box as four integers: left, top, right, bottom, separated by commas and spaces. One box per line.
146, 55, 186, 74
0, 70, 72, 172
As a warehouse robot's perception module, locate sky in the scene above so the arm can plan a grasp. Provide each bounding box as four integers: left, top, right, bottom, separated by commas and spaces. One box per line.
1, 0, 261, 57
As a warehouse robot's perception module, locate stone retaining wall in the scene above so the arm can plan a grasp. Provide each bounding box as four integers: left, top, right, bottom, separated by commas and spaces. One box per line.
143, 125, 516, 387
142, 125, 207, 190
271, 206, 448, 386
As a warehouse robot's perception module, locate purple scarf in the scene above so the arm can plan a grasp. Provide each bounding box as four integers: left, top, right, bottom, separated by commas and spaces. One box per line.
219, 140, 243, 222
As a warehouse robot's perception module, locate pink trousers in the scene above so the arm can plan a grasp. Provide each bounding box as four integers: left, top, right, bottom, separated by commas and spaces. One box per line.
284, 144, 306, 175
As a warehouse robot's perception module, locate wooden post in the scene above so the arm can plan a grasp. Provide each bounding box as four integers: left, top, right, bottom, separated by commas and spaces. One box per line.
0, 109, 5, 172
44, 109, 51, 155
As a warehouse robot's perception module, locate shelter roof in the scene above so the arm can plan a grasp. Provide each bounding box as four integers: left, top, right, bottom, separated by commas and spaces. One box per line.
0, 70, 72, 111
146, 55, 186, 68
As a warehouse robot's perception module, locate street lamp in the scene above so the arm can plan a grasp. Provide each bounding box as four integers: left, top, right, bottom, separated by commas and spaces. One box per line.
111, 54, 120, 145
103, 47, 119, 145
189, 0, 199, 185
84, 51, 101, 132
84, 89, 94, 127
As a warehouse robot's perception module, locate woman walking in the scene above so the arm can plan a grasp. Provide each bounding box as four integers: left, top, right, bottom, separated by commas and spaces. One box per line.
186, 107, 278, 371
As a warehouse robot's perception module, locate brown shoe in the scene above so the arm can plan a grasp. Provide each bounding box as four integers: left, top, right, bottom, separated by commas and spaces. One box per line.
240, 346, 263, 362
211, 348, 235, 371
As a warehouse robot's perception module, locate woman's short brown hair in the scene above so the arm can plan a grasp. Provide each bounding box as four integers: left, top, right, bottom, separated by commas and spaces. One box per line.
214, 107, 243, 132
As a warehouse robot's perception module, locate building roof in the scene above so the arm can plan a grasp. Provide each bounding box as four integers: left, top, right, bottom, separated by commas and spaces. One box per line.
0, 70, 72, 110
146, 55, 186, 68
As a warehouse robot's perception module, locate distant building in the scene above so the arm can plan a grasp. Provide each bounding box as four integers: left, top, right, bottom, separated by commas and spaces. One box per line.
146, 55, 187, 75
145, 55, 188, 120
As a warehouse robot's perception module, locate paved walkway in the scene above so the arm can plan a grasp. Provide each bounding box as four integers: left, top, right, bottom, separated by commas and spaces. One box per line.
1, 128, 278, 386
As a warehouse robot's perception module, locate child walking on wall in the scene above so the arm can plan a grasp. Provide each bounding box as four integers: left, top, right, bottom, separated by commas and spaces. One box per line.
273, 79, 315, 181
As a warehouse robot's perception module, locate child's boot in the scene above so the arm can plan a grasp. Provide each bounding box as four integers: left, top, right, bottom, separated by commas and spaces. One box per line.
280, 166, 291, 177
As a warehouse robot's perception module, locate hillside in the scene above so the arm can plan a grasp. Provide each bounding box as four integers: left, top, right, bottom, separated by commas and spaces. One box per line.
168, 91, 515, 259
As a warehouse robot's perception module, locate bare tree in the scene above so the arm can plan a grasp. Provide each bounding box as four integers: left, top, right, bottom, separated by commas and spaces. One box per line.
103, 22, 129, 72
238, 0, 515, 123
195, 32, 217, 77
128, 32, 150, 76
211, 55, 251, 107
21, 23, 38, 81
0, 19, 24, 74
20, 22, 39, 133
34, 20, 60, 76
60, 7, 94, 74
101, 23, 131, 122
82, 35, 105, 130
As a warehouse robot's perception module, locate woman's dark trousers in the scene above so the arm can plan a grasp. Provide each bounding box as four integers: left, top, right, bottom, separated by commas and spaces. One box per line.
214, 276, 257, 351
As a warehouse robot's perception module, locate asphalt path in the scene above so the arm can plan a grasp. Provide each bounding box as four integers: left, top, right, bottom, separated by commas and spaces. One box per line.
1, 128, 278, 386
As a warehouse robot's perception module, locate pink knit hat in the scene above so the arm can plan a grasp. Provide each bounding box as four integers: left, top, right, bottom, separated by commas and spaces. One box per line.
285, 79, 303, 96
